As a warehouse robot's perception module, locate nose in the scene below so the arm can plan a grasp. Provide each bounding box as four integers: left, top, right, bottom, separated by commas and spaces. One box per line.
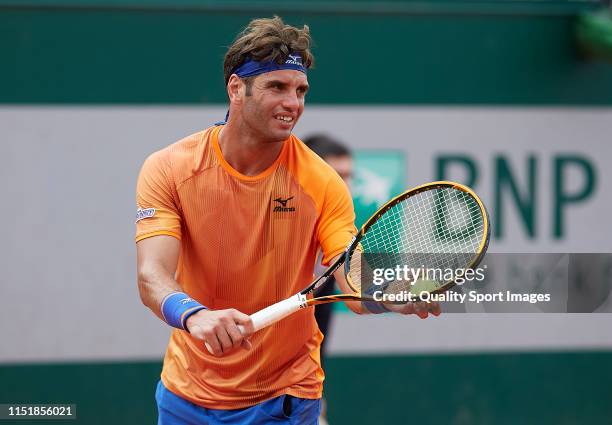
281, 91, 301, 112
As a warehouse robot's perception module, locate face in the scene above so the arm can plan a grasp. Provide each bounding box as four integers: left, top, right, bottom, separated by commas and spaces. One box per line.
234, 69, 309, 143
325, 155, 353, 188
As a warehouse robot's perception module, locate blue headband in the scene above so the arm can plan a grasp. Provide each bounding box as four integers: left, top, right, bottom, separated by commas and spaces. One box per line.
214, 53, 308, 126
231, 53, 307, 80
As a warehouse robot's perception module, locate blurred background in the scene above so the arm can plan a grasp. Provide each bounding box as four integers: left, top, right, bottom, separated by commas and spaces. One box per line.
1, 0, 612, 423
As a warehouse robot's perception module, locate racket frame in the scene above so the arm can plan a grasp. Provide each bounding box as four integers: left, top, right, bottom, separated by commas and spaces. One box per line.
343, 180, 491, 295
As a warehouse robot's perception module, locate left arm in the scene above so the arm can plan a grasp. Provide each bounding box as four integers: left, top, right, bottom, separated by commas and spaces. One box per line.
331, 255, 441, 318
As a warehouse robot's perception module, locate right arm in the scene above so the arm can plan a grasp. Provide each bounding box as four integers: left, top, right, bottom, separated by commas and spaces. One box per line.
136, 151, 253, 357
136, 235, 182, 320
136, 234, 253, 356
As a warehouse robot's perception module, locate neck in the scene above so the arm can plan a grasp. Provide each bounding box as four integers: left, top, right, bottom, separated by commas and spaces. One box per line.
218, 119, 285, 177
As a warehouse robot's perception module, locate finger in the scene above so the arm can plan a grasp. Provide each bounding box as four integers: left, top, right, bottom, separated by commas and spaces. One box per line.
232, 311, 254, 336
241, 338, 252, 351
420, 303, 430, 318
204, 331, 223, 356
414, 302, 429, 319
216, 327, 234, 353
430, 302, 441, 316
226, 322, 244, 350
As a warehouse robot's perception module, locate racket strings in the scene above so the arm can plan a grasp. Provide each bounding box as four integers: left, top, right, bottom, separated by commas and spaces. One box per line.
348, 187, 485, 294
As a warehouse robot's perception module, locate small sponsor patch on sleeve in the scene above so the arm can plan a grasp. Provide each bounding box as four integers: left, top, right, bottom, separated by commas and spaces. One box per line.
135, 207, 156, 223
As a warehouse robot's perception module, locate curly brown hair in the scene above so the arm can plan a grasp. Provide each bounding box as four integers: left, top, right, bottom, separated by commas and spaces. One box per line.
223, 16, 314, 89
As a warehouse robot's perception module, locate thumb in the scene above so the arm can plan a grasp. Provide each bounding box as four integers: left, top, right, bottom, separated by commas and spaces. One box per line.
234, 315, 255, 337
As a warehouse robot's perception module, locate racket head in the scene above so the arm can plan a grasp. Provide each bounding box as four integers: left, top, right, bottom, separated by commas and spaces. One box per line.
344, 181, 490, 297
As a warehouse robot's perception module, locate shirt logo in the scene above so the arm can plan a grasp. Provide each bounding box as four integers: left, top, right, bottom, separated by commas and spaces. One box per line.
135, 207, 156, 222
273, 196, 295, 212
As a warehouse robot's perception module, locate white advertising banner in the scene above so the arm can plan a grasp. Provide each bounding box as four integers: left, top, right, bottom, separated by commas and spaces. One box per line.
1, 106, 611, 361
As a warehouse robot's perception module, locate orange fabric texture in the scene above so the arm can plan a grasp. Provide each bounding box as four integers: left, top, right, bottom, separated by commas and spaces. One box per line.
135, 126, 356, 409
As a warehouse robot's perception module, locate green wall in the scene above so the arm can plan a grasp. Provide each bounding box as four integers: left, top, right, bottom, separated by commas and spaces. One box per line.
2, 0, 612, 104
1, 352, 611, 424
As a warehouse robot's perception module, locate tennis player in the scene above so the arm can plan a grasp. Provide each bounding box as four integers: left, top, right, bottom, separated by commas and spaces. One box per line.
135, 16, 439, 424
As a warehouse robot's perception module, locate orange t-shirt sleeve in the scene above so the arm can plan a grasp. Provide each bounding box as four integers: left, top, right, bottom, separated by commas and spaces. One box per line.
317, 175, 357, 265
135, 150, 182, 242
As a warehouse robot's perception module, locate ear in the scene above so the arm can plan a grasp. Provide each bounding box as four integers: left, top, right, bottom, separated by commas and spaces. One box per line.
227, 74, 244, 104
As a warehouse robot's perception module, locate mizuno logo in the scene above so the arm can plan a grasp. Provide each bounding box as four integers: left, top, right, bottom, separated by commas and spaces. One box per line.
273, 196, 295, 212
285, 54, 303, 66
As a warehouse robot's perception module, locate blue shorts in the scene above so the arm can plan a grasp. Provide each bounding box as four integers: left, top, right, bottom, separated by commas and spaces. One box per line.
155, 380, 321, 424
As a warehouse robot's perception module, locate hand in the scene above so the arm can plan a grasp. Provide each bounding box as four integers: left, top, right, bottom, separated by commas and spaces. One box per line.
384, 301, 441, 318
185, 309, 254, 356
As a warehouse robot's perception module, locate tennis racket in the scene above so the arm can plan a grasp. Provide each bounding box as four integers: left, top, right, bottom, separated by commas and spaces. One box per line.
205, 181, 490, 352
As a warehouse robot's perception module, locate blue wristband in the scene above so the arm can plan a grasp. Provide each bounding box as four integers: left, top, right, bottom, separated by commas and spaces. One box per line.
160, 292, 207, 330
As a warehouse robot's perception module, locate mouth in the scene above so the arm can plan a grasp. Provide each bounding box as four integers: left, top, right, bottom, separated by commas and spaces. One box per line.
274, 114, 294, 125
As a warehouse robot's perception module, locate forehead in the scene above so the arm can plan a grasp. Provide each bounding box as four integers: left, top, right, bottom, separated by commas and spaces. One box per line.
255, 69, 309, 85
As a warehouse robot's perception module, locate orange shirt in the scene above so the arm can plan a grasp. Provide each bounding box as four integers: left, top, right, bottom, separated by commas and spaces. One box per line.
135, 126, 356, 409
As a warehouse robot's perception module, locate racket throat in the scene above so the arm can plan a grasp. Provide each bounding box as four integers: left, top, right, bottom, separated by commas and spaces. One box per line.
296, 293, 308, 308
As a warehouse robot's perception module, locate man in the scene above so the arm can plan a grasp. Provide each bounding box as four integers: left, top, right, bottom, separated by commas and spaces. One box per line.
136, 16, 439, 424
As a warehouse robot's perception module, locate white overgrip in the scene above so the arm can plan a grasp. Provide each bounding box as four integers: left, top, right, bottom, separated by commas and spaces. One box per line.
239, 293, 308, 333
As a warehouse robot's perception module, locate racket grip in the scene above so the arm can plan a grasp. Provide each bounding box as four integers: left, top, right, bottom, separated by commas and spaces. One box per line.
205, 293, 308, 354
244, 293, 308, 332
